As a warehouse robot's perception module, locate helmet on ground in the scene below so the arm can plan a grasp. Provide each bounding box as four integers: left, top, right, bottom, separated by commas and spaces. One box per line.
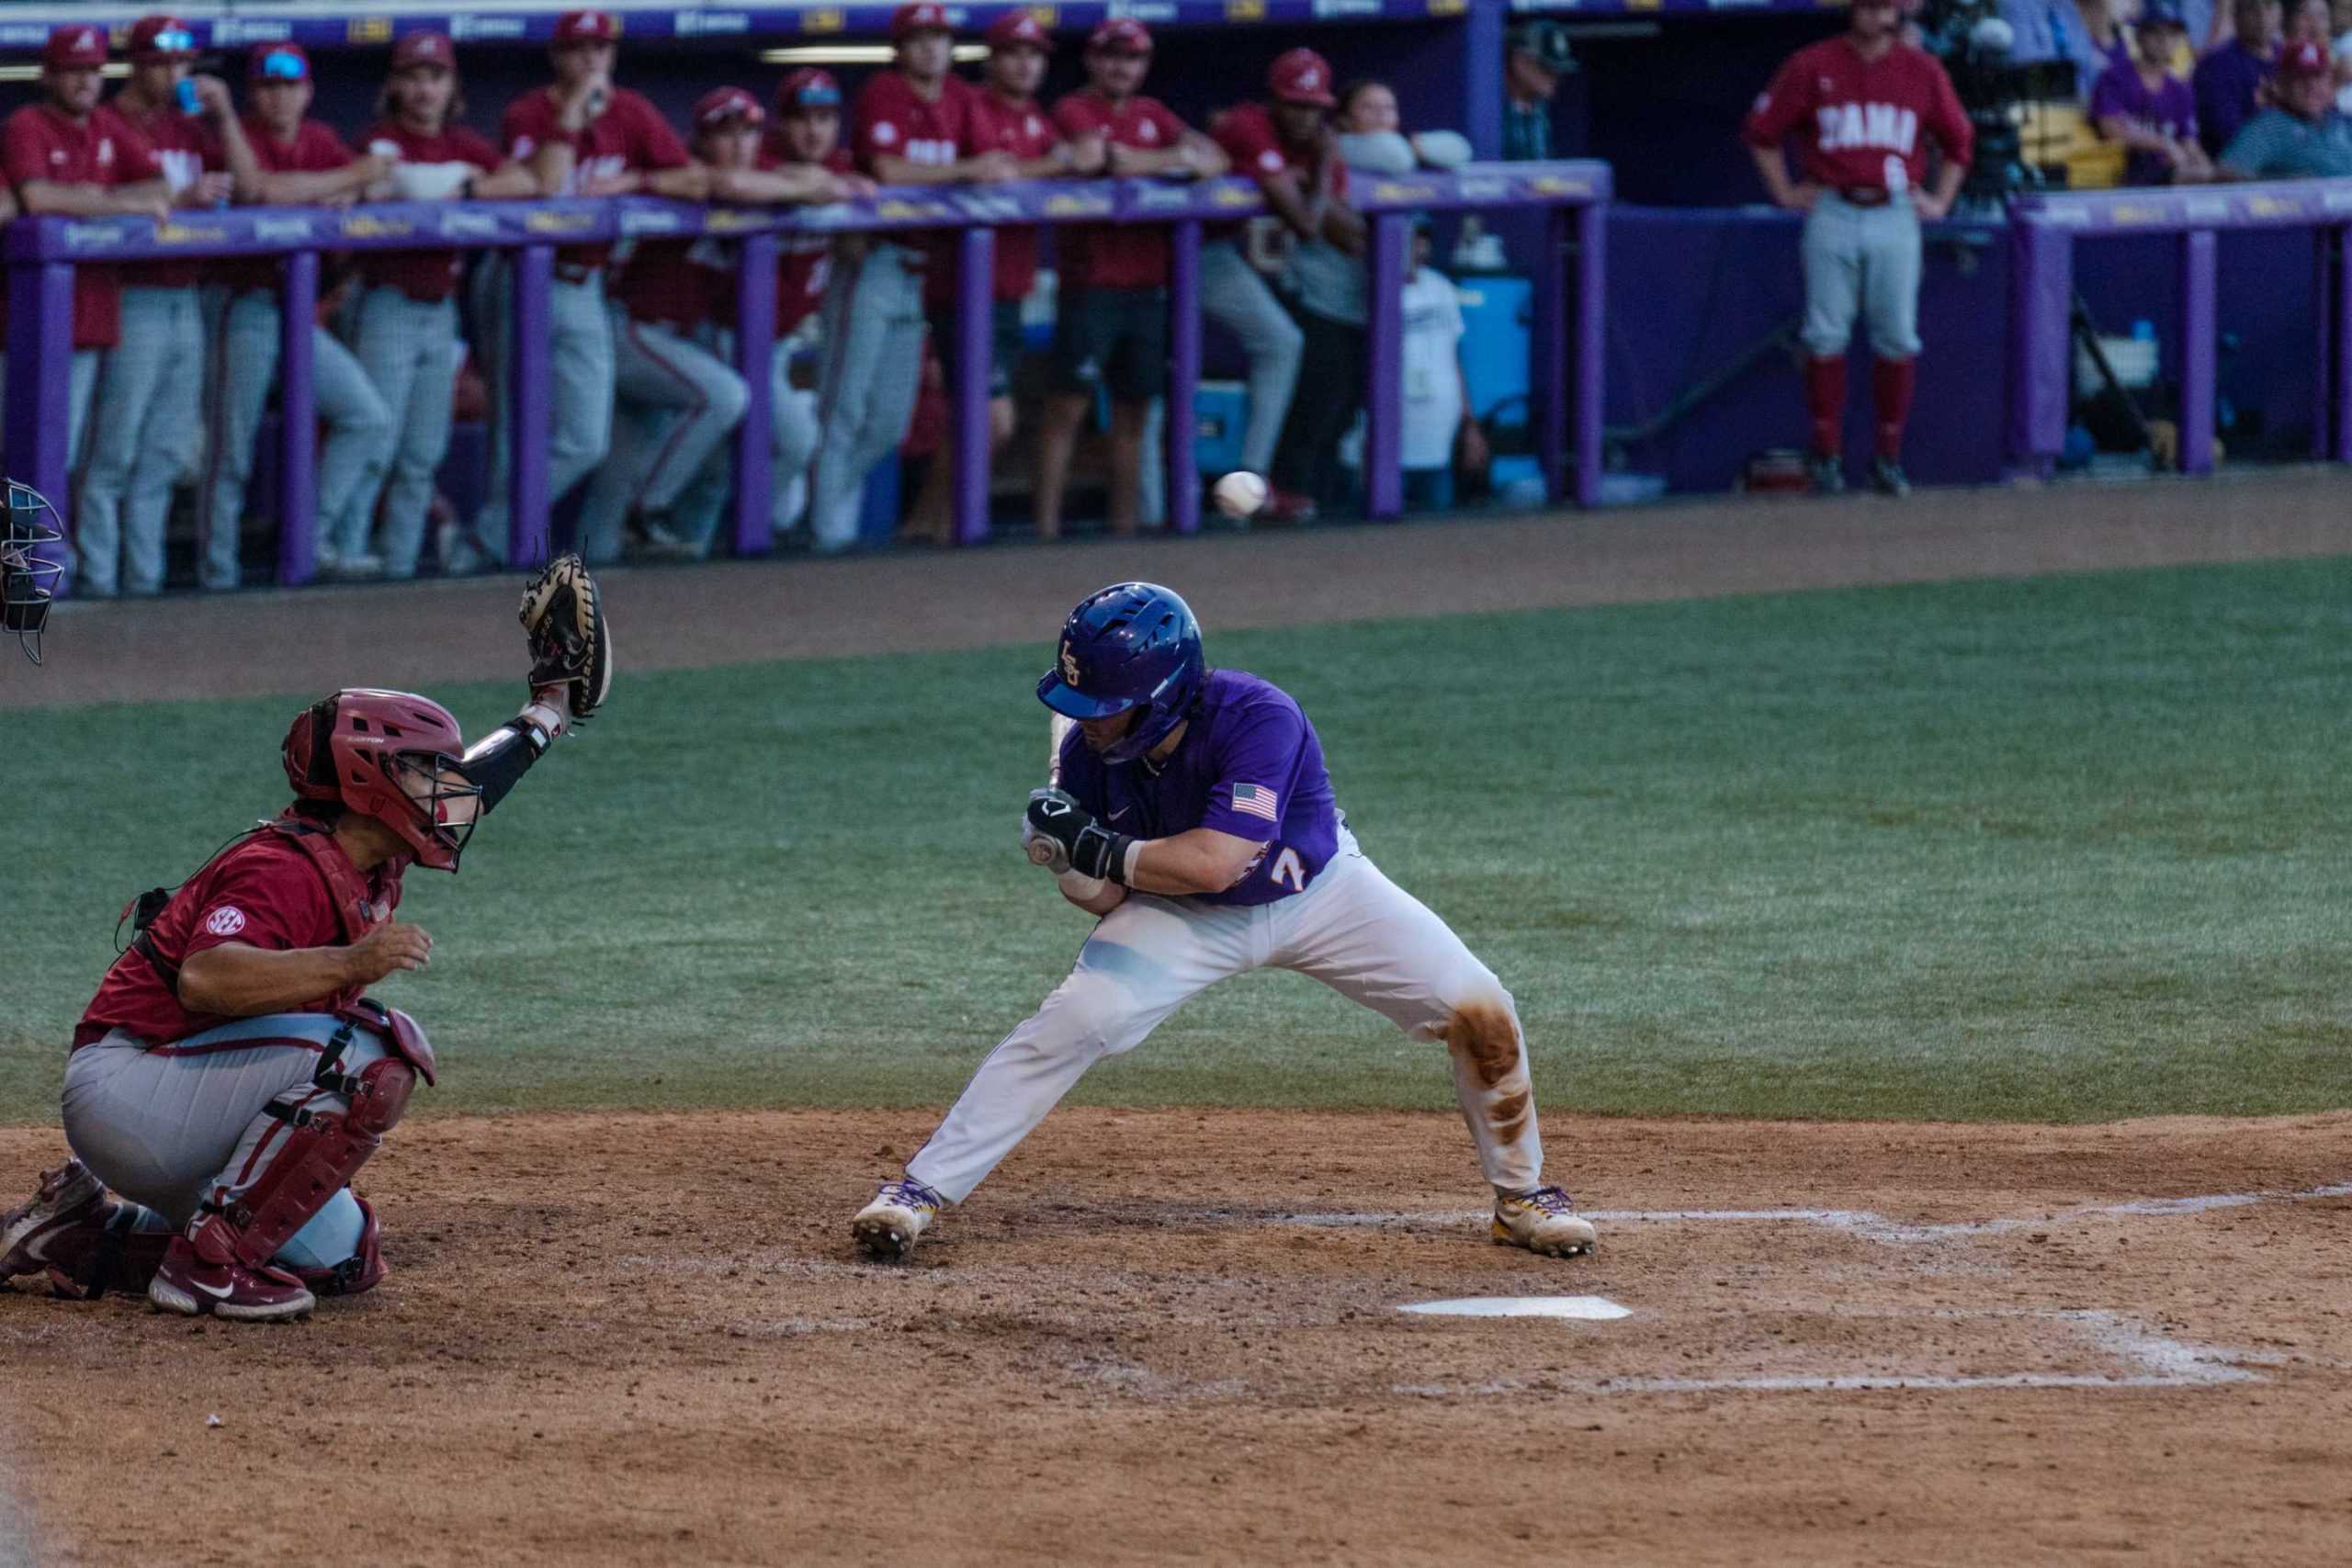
281, 689, 481, 871
1036, 582, 1204, 764
2, 479, 63, 666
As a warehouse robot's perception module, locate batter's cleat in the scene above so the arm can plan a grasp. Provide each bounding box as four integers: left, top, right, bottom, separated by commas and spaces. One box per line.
1808, 455, 1846, 495
852, 1179, 943, 1262
0, 1158, 105, 1280
1869, 457, 1912, 498
1492, 1185, 1599, 1258
148, 1236, 314, 1322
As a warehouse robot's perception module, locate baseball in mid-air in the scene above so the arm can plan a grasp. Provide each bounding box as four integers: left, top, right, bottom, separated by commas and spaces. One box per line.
1211, 471, 1269, 519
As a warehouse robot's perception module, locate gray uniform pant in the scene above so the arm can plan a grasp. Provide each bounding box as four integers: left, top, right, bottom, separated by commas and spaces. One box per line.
349, 287, 462, 580
466, 265, 616, 566
670, 325, 820, 553
574, 308, 749, 566
1799, 193, 1923, 360
1199, 241, 1304, 479
75, 288, 202, 598
0, 348, 97, 576
61, 1017, 381, 1272
809, 242, 926, 554
198, 289, 395, 591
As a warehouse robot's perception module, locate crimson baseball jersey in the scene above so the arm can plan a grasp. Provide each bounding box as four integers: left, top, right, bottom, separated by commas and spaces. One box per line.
1208, 99, 1346, 243
616, 234, 728, 329
1744, 37, 1973, 193
0, 103, 163, 347
969, 87, 1058, 302
502, 85, 691, 271
356, 120, 503, 302
854, 70, 986, 279
74, 827, 402, 1050
111, 97, 222, 291
216, 118, 355, 295
756, 143, 852, 336
1049, 89, 1193, 290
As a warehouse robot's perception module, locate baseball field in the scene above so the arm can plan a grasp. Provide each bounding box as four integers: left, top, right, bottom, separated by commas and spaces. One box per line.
2, 476, 2347, 1564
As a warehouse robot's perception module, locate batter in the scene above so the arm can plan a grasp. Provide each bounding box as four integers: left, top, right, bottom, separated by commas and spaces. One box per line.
852, 582, 1596, 1262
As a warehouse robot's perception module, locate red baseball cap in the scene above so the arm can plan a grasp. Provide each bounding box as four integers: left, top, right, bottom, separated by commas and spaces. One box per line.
987, 12, 1051, 51
1268, 48, 1336, 107
247, 40, 311, 83
42, 25, 107, 70
126, 16, 198, 61
775, 67, 844, 116
2280, 38, 2332, 77
553, 10, 619, 45
390, 30, 458, 72
1087, 17, 1152, 54
695, 85, 765, 130
892, 2, 953, 39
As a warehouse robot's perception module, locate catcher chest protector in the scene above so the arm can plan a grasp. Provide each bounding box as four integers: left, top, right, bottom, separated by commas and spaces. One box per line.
189, 1005, 437, 1276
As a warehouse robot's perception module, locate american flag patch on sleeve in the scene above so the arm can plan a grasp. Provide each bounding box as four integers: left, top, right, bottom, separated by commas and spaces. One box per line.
1230, 783, 1280, 823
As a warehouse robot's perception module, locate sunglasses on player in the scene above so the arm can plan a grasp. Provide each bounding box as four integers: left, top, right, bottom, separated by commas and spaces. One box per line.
257, 51, 306, 81
145, 28, 196, 54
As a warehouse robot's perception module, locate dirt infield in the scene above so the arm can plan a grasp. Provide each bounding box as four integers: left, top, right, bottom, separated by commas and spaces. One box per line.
1, 1111, 2346, 1565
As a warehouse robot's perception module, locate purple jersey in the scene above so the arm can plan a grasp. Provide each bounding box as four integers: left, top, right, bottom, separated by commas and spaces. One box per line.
2089, 63, 2199, 186
1057, 669, 1340, 908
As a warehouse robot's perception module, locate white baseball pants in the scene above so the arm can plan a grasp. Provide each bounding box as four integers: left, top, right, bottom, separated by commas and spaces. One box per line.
906, 827, 1545, 1204
1800, 192, 1923, 360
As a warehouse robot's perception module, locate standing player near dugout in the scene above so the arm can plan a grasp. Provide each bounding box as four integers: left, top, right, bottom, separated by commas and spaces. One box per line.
851, 581, 1596, 1264
1743, 0, 1972, 498
0, 561, 609, 1321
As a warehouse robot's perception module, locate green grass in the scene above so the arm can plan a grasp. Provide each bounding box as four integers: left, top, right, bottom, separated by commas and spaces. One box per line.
5, 557, 2347, 1125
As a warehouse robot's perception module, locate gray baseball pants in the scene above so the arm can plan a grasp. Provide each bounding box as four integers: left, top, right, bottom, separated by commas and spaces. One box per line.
1800, 192, 1923, 359
809, 242, 926, 553
574, 308, 748, 565
1199, 241, 1303, 479
464, 265, 616, 568
74, 287, 202, 597
349, 287, 462, 580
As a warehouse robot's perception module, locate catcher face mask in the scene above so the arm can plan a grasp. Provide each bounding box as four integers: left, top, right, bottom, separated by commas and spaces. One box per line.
3, 479, 64, 665
388, 750, 484, 870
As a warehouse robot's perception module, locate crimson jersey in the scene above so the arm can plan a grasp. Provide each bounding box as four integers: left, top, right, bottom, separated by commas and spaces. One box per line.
854, 70, 986, 279
502, 85, 691, 271
111, 98, 222, 290
0, 103, 163, 347
216, 119, 355, 295
1743, 37, 1973, 193
757, 143, 852, 336
74, 826, 402, 1050
968, 88, 1057, 301
1208, 100, 1346, 243
356, 120, 503, 302
1049, 89, 1193, 290
616, 233, 729, 329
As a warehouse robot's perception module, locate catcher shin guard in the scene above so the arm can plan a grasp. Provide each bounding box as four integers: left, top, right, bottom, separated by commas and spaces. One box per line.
288, 1194, 386, 1299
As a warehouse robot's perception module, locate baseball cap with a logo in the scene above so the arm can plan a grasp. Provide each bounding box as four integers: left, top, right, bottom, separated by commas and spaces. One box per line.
247, 41, 311, 82
987, 12, 1051, 51
553, 10, 619, 45
1268, 47, 1336, 107
43, 26, 107, 70
775, 67, 844, 116
695, 85, 764, 130
2281, 38, 2332, 76
1087, 17, 1152, 55
892, 3, 953, 39
127, 16, 198, 61
390, 31, 458, 72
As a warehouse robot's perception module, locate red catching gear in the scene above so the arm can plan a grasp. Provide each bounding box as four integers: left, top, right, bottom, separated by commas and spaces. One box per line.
281, 689, 481, 872
289, 1194, 385, 1299
41, 1203, 174, 1302
198, 1053, 414, 1272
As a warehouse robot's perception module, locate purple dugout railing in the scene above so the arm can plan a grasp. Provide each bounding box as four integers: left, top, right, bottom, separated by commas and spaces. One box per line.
2009, 177, 2352, 478
2, 160, 1611, 595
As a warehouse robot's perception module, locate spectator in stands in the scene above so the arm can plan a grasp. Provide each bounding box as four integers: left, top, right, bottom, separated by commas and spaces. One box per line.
2218, 37, 2352, 170
445, 8, 703, 577
80, 16, 249, 599
1035, 20, 1226, 539
195, 44, 393, 589
902, 11, 1099, 546
810, 3, 1008, 555
1214, 50, 1366, 519
2195, 0, 2279, 154
2000, 0, 2134, 97
1503, 21, 1573, 162
0, 26, 168, 597
2092, 6, 2217, 182
353, 31, 537, 581
1397, 220, 1485, 512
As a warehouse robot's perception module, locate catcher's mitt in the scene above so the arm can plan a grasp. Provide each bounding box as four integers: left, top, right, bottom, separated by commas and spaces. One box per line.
518, 553, 612, 721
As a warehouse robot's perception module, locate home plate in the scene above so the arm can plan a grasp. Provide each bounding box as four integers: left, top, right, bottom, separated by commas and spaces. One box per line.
1398, 1296, 1630, 1320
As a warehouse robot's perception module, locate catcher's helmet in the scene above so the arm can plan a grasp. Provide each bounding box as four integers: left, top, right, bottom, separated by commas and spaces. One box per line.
3, 479, 64, 666
282, 689, 481, 871
1036, 582, 1204, 764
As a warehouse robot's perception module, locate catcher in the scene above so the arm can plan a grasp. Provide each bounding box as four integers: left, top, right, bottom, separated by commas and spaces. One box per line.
0, 557, 610, 1321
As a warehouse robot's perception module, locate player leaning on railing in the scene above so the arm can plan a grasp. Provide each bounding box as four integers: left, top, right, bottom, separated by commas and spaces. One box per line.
0, 559, 610, 1321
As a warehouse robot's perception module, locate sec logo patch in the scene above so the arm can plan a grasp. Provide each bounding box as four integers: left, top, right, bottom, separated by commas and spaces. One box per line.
204, 907, 247, 937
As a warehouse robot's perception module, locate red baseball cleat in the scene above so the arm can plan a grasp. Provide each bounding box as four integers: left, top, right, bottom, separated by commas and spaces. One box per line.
148, 1235, 315, 1322
0, 1158, 105, 1280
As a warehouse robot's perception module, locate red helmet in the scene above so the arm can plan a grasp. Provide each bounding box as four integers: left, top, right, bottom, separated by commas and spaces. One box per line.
282, 689, 481, 871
